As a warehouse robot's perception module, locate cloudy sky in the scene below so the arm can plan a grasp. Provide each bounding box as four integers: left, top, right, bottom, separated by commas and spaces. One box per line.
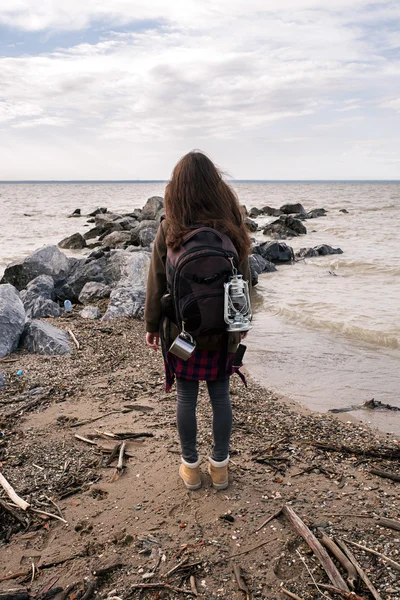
0, 1, 399, 180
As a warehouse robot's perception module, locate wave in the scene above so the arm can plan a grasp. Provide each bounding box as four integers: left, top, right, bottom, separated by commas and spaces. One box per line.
304, 259, 400, 277
268, 306, 400, 350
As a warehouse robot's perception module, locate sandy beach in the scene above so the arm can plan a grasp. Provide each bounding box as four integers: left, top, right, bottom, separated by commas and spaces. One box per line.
1, 313, 399, 600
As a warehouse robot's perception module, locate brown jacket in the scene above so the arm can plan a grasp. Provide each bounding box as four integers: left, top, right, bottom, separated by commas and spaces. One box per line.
144, 220, 251, 352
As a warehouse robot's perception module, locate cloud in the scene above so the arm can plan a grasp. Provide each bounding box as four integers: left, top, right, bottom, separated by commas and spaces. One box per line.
0, 1, 399, 178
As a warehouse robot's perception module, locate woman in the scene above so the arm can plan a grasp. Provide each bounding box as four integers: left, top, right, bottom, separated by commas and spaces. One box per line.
145, 151, 251, 491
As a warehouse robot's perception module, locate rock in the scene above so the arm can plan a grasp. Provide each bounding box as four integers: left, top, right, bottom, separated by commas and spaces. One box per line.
295, 245, 343, 259
95, 213, 122, 228
80, 306, 101, 320
279, 203, 307, 216
0, 370, 5, 389
24, 297, 60, 319
59, 232, 87, 250
68, 208, 81, 217
245, 217, 258, 233
253, 241, 294, 263
249, 254, 277, 274
78, 282, 111, 304
101, 231, 132, 248
83, 226, 105, 241
20, 274, 55, 301
339, 208, 349, 214
313, 244, 343, 256
102, 251, 151, 321
130, 220, 159, 246
295, 247, 319, 259
262, 206, 283, 217
139, 227, 157, 247
306, 208, 327, 219
263, 215, 307, 238
249, 207, 261, 218
113, 216, 138, 231
1, 245, 70, 291
0, 284, 26, 357
21, 320, 72, 355
88, 207, 107, 217
61, 260, 108, 302
139, 196, 164, 221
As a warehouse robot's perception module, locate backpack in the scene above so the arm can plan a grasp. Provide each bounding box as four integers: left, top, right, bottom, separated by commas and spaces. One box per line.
164, 227, 239, 338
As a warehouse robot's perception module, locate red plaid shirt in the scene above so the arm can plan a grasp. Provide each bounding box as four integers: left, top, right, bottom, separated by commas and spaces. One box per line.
165, 349, 246, 392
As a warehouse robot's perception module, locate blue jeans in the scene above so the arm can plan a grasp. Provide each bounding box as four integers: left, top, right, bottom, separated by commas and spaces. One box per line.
176, 378, 232, 463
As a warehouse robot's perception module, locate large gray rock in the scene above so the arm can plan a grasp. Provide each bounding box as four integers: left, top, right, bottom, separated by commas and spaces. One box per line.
249, 254, 277, 275
263, 215, 307, 238
306, 208, 327, 219
19, 275, 60, 318
1, 246, 70, 290
245, 217, 258, 233
59, 232, 87, 249
261, 206, 283, 217
140, 196, 164, 221
95, 213, 121, 227
0, 284, 26, 358
102, 251, 151, 321
80, 306, 101, 320
295, 245, 343, 259
139, 227, 157, 247
83, 226, 105, 241
130, 220, 159, 246
113, 216, 138, 231
253, 241, 294, 263
78, 282, 111, 304
21, 320, 72, 355
101, 230, 132, 248
279, 203, 307, 216
60, 259, 108, 302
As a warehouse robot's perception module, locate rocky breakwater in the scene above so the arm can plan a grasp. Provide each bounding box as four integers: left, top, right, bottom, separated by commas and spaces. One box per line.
0, 197, 163, 387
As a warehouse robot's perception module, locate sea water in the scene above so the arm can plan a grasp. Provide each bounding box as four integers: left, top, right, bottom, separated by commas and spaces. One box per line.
1, 181, 399, 435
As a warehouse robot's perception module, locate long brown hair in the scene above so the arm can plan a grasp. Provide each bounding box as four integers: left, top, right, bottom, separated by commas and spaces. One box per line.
164, 151, 250, 262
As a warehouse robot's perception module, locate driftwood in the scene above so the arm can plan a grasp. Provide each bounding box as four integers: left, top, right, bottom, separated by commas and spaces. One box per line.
319, 531, 358, 589
315, 584, 367, 600
375, 516, 400, 531
0, 472, 30, 510
130, 583, 194, 595
104, 442, 122, 466
233, 564, 250, 598
110, 442, 126, 482
282, 505, 349, 592
0, 552, 86, 583
255, 508, 282, 532
67, 329, 80, 350
70, 409, 133, 428
369, 467, 400, 482
163, 557, 189, 578
189, 575, 198, 596
74, 434, 97, 445
0, 591, 29, 600
329, 398, 400, 414
335, 539, 383, 600
310, 441, 400, 461
282, 590, 305, 600
80, 581, 96, 600
3, 394, 49, 420
0, 498, 29, 525
345, 540, 400, 572
214, 536, 279, 564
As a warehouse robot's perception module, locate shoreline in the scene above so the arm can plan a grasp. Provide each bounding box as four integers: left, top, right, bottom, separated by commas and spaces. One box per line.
1, 314, 399, 599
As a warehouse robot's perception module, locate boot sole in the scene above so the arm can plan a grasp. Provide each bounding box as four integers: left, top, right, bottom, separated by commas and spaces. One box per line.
211, 480, 229, 490
179, 474, 202, 490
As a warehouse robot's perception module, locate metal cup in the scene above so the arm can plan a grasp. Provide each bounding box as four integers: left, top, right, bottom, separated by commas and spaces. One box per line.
169, 331, 196, 361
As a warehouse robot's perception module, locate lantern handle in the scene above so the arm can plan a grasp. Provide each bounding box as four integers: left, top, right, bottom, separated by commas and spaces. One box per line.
229, 256, 237, 275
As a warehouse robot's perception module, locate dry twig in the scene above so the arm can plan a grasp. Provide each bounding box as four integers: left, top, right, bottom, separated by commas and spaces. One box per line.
345, 540, 400, 572
335, 539, 383, 600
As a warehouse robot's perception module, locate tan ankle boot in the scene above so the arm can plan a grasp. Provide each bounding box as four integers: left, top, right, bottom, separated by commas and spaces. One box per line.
179, 457, 202, 490
208, 456, 229, 490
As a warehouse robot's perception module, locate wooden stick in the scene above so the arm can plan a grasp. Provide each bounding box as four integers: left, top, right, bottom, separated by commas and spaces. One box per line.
189, 575, 198, 597
369, 468, 400, 482
233, 563, 249, 596
30, 507, 68, 524
335, 539, 383, 600
255, 508, 282, 532
309, 441, 400, 461
163, 557, 189, 578
110, 442, 126, 482
214, 536, 279, 563
345, 540, 400, 572
104, 442, 122, 466
68, 329, 80, 350
282, 589, 305, 600
282, 505, 349, 592
130, 583, 194, 595
375, 516, 400, 532
0, 498, 28, 525
74, 434, 97, 446
315, 584, 367, 600
319, 531, 358, 589
70, 411, 128, 428
0, 472, 30, 511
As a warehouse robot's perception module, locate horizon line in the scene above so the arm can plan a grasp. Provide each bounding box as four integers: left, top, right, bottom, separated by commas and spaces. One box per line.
1, 179, 400, 184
